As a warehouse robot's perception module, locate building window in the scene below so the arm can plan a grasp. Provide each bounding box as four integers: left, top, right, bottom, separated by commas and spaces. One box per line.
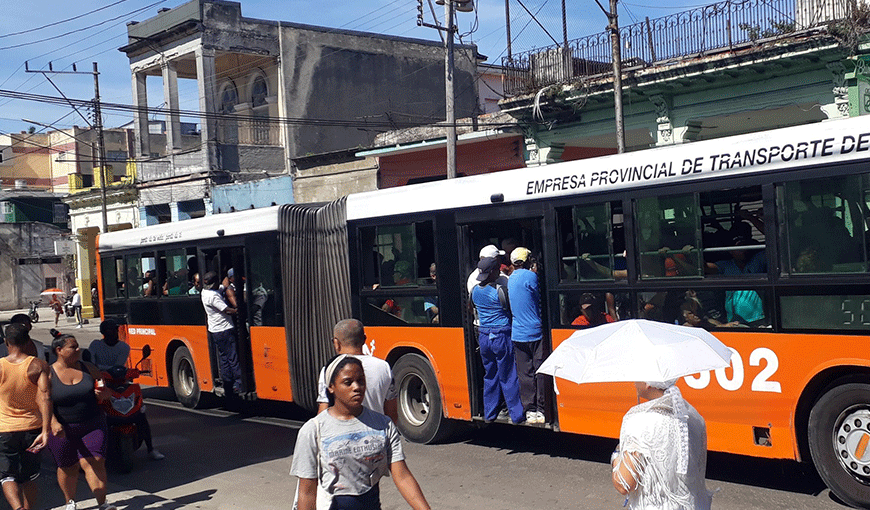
251, 75, 268, 108
106, 150, 127, 162
44, 277, 57, 289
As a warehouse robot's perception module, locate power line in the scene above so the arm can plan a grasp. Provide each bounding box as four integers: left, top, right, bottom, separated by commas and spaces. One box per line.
0, 0, 132, 40
0, 0, 167, 51
0, 88, 518, 130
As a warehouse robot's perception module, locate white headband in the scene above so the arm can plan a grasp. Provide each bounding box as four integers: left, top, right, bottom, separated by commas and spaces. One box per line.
325, 354, 350, 387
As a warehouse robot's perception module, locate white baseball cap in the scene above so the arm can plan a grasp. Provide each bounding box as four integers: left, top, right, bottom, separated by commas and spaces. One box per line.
478, 244, 505, 259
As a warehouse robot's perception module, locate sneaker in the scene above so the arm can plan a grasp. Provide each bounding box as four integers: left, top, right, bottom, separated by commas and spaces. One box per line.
98, 503, 118, 510
535, 411, 546, 424
496, 408, 510, 421
65, 500, 76, 510
148, 449, 165, 460
526, 410, 536, 423
75, 324, 83, 329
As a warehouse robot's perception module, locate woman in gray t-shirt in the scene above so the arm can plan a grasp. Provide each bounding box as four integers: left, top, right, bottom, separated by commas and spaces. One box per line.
291, 355, 430, 510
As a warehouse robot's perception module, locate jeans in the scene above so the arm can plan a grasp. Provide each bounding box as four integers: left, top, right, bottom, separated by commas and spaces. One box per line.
478, 326, 524, 422
210, 328, 243, 393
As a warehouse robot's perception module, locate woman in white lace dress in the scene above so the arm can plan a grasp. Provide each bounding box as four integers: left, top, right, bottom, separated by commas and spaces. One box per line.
611, 380, 713, 510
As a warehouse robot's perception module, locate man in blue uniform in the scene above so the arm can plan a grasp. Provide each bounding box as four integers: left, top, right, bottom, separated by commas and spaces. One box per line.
507, 247, 546, 424
470, 257, 524, 424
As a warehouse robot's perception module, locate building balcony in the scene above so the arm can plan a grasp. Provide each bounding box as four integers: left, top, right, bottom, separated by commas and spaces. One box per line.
501, 0, 842, 96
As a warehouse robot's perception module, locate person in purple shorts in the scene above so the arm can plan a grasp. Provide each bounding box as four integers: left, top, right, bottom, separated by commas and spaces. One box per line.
47, 334, 117, 510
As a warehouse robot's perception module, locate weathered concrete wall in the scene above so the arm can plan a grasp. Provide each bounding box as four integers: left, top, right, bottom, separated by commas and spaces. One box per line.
0, 223, 71, 310
292, 157, 378, 203
211, 175, 294, 213
279, 24, 478, 159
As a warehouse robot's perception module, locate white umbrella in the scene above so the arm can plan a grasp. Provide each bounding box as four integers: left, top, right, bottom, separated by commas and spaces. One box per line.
537, 319, 732, 391
40, 288, 65, 296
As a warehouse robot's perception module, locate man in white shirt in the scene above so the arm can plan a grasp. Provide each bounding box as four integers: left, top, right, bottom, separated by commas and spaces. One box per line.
316, 319, 397, 422
200, 271, 243, 395
70, 288, 83, 328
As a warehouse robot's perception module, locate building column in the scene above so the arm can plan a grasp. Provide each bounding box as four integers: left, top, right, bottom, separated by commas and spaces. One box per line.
524, 137, 565, 167
74, 227, 99, 319
131, 71, 150, 158
196, 46, 218, 173
204, 196, 213, 216
169, 201, 180, 222
161, 60, 182, 150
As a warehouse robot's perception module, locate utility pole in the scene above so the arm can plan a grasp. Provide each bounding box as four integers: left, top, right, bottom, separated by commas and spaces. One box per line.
418, 0, 471, 179
608, 0, 626, 153
92, 62, 108, 233
25, 61, 109, 231
445, 0, 457, 179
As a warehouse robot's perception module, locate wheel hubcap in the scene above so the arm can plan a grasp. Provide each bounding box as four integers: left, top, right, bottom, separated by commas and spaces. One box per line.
834, 406, 870, 481
399, 373, 429, 427
178, 359, 195, 396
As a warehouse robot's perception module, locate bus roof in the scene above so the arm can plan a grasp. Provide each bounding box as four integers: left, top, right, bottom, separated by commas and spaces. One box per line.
346, 115, 870, 221
97, 205, 281, 253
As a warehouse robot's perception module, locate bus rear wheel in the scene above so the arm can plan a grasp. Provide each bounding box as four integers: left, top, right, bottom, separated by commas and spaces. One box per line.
808, 382, 870, 508
393, 353, 454, 444
172, 346, 201, 409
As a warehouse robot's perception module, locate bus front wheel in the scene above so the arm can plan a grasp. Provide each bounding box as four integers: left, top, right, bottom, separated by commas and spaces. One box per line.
393, 353, 454, 444
171, 346, 201, 409
808, 382, 870, 509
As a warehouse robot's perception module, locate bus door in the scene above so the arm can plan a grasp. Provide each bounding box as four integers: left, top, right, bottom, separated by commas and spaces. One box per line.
198, 246, 256, 397
457, 216, 548, 422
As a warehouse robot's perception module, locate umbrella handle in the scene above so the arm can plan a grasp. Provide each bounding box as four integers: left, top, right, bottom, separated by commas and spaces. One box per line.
552, 368, 560, 395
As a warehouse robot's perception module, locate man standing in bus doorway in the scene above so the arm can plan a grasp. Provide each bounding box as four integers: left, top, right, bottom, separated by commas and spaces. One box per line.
507, 248, 546, 425
315, 319, 398, 423
471, 257, 524, 424
200, 272, 244, 398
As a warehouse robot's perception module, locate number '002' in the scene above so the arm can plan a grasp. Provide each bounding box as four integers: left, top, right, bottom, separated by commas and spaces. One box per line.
684, 347, 782, 393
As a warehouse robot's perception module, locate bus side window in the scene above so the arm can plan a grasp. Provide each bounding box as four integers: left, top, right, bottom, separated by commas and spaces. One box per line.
638, 288, 769, 329
781, 174, 869, 274
125, 255, 143, 298
100, 256, 119, 300
557, 202, 624, 281
636, 194, 702, 278
141, 254, 157, 297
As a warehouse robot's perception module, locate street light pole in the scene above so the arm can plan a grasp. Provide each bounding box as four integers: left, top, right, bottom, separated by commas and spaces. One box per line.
445, 0, 457, 179
608, 0, 626, 153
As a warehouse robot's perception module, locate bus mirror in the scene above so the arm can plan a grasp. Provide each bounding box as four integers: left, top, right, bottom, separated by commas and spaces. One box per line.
141, 344, 152, 360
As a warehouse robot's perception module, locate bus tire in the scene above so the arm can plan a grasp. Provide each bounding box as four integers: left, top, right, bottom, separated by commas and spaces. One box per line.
171, 346, 201, 409
393, 353, 454, 444
808, 382, 870, 509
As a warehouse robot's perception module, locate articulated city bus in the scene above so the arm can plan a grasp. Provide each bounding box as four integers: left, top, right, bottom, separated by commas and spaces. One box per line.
97, 116, 870, 507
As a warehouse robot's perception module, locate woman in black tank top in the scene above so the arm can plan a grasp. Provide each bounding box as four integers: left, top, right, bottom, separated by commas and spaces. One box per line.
46, 334, 118, 510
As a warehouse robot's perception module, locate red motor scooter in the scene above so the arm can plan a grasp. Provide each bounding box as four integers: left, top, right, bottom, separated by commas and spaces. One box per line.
100, 344, 152, 474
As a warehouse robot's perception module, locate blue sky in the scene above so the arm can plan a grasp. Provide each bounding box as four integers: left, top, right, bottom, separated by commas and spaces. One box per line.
0, 0, 694, 135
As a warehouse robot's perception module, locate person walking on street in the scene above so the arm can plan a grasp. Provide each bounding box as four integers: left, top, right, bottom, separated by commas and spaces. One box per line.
70, 289, 83, 329
49, 295, 63, 327
611, 379, 712, 510
291, 355, 430, 510
0, 323, 52, 510
507, 248, 546, 424
47, 334, 117, 510
316, 319, 397, 422
200, 272, 243, 396
470, 257, 524, 424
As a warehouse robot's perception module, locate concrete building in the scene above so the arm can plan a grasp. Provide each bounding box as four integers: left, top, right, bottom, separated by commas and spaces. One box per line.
0, 189, 71, 310
119, 0, 479, 223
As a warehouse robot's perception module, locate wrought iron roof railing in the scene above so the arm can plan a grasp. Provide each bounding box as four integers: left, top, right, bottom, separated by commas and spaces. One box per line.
502, 0, 845, 96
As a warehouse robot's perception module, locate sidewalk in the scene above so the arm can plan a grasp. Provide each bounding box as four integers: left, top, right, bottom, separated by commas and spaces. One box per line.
0, 307, 102, 347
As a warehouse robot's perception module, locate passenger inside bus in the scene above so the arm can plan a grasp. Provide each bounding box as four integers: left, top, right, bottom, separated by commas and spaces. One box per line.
571, 293, 615, 327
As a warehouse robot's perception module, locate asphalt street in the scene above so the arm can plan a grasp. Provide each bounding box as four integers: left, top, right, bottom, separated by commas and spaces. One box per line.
0, 309, 858, 510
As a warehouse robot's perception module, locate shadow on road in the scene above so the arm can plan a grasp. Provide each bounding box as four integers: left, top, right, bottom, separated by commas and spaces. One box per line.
461, 421, 839, 502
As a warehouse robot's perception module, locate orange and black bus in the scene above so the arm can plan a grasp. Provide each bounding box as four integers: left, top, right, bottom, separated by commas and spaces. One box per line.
98, 116, 870, 507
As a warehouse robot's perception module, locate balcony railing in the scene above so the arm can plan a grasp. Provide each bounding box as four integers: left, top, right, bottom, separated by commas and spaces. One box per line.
502, 0, 841, 96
